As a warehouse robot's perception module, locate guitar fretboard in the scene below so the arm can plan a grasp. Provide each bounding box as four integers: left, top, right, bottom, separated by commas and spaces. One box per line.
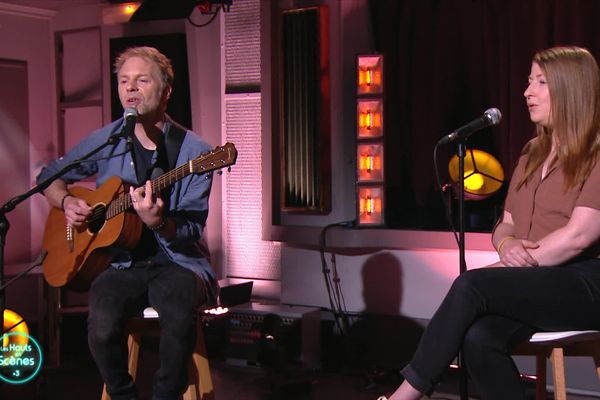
102, 144, 235, 220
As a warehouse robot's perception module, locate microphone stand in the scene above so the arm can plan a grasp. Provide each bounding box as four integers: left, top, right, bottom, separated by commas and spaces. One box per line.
0, 132, 127, 338
457, 140, 469, 400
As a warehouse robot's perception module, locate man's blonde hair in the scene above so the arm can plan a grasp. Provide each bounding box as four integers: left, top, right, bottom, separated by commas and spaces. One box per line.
113, 46, 174, 90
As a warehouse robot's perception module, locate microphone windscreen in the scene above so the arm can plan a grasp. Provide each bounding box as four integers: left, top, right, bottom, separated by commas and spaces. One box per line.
124, 107, 138, 120
484, 108, 502, 125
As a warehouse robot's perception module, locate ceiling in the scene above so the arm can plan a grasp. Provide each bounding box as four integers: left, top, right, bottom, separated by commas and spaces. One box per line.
0, 0, 111, 11
1, 1, 200, 23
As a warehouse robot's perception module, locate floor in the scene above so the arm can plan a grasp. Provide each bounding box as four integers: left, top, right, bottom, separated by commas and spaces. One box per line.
0, 353, 486, 400
2, 314, 600, 400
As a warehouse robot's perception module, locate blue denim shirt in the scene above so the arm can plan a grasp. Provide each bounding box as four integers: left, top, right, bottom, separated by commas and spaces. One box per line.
36, 117, 218, 301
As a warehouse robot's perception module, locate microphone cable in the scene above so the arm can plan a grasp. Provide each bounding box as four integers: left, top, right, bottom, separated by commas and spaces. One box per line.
62, 147, 132, 169
319, 220, 355, 337
63, 120, 137, 170
433, 141, 460, 248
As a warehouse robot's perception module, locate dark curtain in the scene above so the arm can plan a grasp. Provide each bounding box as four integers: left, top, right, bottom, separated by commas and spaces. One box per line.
369, 0, 600, 231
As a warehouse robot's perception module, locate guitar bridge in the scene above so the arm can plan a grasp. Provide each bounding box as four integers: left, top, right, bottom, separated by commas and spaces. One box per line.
66, 224, 74, 252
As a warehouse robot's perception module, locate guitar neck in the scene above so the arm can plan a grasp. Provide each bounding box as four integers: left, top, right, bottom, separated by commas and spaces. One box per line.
103, 142, 237, 220
151, 161, 194, 196
105, 164, 192, 220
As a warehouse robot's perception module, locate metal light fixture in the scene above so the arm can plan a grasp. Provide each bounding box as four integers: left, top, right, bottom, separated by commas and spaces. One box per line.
357, 55, 383, 95
358, 186, 384, 225
2, 309, 29, 358
357, 99, 383, 138
356, 54, 384, 226
357, 143, 384, 182
448, 148, 505, 200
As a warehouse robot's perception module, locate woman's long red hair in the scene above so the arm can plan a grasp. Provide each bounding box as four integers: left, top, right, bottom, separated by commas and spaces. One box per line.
518, 46, 600, 190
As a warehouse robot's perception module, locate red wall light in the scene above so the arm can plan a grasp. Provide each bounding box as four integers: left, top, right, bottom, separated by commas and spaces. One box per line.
357, 55, 383, 95
358, 186, 384, 225
357, 99, 383, 138
356, 54, 384, 226
357, 143, 384, 182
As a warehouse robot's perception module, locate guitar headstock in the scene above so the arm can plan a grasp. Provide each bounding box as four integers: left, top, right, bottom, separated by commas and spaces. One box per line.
191, 142, 238, 174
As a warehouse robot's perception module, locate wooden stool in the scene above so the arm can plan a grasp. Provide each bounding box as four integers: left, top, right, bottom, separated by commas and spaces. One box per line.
101, 307, 215, 400
512, 330, 600, 400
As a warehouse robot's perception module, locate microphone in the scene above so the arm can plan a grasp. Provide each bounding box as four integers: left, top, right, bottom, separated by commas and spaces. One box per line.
107, 107, 137, 145
122, 107, 137, 137
438, 108, 502, 145
121, 107, 137, 149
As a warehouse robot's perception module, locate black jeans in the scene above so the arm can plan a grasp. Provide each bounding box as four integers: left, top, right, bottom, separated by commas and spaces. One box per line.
401, 258, 600, 400
88, 260, 206, 400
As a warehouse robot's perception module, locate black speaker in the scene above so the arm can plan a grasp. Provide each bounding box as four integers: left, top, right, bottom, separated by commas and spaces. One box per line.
225, 303, 321, 370
130, 0, 197, 22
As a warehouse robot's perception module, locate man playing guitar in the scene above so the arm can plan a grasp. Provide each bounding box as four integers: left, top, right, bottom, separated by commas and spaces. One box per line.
37, 46, 219, 400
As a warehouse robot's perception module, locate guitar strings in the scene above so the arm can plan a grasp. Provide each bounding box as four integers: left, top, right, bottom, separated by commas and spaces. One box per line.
83, 164, 190, 223
82, 147, 225, 224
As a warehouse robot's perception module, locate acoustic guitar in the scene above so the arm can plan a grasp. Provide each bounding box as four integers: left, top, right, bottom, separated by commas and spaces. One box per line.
41, 142, 237, 291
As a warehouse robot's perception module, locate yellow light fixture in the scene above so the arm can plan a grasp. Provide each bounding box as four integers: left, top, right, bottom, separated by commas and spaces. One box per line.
448, 149, 504, 200
124, 3, 139, 15
102, 2, 141, 24
464, 172, 485, 192
2, 309, 29, 358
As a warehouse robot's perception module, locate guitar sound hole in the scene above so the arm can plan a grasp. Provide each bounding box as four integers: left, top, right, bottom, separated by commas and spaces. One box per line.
87, 204, 107, 234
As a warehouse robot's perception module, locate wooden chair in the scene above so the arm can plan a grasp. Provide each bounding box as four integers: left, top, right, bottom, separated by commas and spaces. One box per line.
101, 307, 215, 400
512, 330, 600, 400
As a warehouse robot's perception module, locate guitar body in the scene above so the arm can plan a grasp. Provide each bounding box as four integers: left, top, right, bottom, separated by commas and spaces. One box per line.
42, 176, 143, 291
41, 142, 238, 290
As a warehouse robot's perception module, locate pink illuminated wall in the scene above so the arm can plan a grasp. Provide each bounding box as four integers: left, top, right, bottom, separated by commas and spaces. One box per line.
0, 60, 31, 264
222, 0, 281, 281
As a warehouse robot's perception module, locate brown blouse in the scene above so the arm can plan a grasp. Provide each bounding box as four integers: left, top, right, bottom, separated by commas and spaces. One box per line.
502, 139, 600, 257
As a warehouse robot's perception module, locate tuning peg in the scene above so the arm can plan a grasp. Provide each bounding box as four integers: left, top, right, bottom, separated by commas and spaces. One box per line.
227, 166, 231, 172
217, 170, 223, 176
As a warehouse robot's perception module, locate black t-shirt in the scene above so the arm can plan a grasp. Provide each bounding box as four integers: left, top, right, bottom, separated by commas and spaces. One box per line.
130, 136, 166, 262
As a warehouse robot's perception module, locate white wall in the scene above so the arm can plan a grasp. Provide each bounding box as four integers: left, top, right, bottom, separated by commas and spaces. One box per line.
281, 246, 498, 317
